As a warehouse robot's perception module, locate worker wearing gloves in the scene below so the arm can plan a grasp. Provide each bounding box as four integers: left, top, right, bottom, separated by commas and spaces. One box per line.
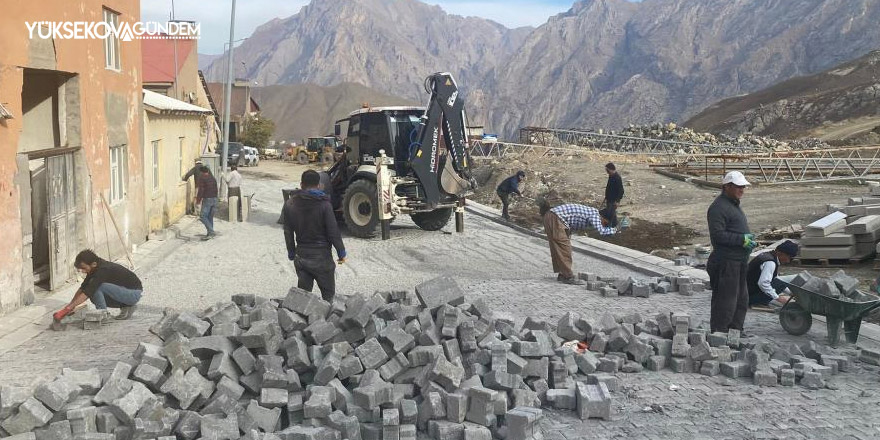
542, 202, 629, 285
281, 170, 347, 302
497, 170, 525, 220
707, 171, 756, 333
52, 249, 142, 322
748, 240, 799, 311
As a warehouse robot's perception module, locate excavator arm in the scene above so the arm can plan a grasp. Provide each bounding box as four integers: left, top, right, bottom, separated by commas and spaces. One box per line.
409, 72, 475, 207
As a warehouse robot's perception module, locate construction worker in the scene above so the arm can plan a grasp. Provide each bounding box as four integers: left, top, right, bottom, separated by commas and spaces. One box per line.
52, 249, 142, 322
603, 163, 624, 219
707, 171, 757, 333
281, 170, 347, 302
224, 165, 243, 220
196, 166, 218, 240
181, 159, 209, 214
497, 170, 525, 220
748, 240, 799, 311
542, 202, 627, 285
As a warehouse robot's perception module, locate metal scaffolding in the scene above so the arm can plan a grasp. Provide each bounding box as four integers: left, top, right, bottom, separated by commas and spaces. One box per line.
518, 126, 765, 155
661, 146, 880, 183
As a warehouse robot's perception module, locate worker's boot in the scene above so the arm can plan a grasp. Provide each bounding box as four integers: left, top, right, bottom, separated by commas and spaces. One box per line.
559, 276, 585, 286
116, 305, 137, 320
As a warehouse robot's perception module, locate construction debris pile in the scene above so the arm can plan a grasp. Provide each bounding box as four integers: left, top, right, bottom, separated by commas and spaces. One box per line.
604, 123, 830, 153
788, 271, 879, 303
2, 276, 879, 440
801, 182, 880, 260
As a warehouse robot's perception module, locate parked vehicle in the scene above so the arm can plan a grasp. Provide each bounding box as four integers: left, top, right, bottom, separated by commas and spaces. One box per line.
242, 146, 260, 166
222, 141, 243, 166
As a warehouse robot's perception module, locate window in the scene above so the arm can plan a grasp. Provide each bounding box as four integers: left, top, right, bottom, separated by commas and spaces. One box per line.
103, 8, 120, 70
152, 140, 160, 192
109, 145, 126, 203
178, 137, 185, 176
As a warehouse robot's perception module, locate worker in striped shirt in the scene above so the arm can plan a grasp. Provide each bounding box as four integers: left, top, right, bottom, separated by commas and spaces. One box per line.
543, 202, 628, 285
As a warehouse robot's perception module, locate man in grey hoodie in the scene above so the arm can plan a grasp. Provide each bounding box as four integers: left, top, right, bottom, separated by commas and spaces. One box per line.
707, 171, 758, 333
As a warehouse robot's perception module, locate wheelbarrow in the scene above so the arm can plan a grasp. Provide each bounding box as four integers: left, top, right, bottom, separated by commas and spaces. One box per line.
771, 277, 880, 346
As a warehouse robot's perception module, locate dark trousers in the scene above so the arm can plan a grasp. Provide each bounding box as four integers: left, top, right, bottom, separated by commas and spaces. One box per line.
294, 247, 336, 302
498, 191, 511, 219
605, 199, 618, 219
707, 255, 749, 332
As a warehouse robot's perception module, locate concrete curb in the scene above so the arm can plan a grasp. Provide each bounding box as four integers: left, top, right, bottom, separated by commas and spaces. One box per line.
0, 216, 202, 356
465, 199, 880, 345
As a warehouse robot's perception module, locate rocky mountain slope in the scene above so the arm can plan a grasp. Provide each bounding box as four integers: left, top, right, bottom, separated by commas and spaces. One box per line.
251, 82, 415, 142
205, 0, 880, 138
685, 51, 880, 141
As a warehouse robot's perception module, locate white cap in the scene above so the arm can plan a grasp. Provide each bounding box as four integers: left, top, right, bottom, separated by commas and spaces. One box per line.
721, 171, 750, 186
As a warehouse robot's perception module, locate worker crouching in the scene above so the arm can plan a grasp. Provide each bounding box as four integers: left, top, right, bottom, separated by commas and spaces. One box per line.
52, 249, 143, 322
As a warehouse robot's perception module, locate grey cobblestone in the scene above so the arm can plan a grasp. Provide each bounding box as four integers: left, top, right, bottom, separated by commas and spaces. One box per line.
0, 172, 878, 439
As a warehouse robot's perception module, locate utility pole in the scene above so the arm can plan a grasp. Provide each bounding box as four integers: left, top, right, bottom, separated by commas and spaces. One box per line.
220, 0, 236, 196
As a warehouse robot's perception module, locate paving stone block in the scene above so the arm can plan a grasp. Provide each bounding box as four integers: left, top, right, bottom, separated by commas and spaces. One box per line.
574, 351, 599, 375
720, 361, 750, 378
427, 420, 464, 440
700, 360, 720, 376
282, 287, 332, 318
108, 382, 156, 425
131, 363, 164, 390
415, 276, 465, 311
669, 357, 694, 373
159, 368, 201, 410
200, 414, 239, 440
646, 356, 667, 372
171, 312, 210, 338
754, 370, 777, 387
0, 386, 31, 419
859, 348, 880, 366
505, 407, 542, 440
801, 372, 826, 389
556, 312, 589, 341
780, 369, 796, 387
380, 353, 412, 382
465, 387, 497, 427
33, 420, 72, 440
1, 397, 54, 435
246, 400, 281, 432
34, 378, 80, 412
60, 368, 102, 395
261, 388, 290, 410
282, 336, 312, 373
428, 356, 464, 392
576, 382, 611, 420
357, 338, 391, 370
545, 388, 576, 410
442, 339, 463, 363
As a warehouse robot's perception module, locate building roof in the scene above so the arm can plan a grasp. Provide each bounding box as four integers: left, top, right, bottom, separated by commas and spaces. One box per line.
206, 82, 261, 118
143, 89, 212, 115
142, 38, 196, 84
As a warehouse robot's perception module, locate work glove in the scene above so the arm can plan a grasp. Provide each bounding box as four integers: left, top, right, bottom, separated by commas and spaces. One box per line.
288, 250, 296, 261
53, 305, 73, 322
619, 216, 631, 230
337, 250, 347, 265
743, 233, 758, 250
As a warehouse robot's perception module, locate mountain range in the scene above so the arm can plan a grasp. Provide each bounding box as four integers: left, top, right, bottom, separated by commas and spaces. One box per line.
203, 0, 880, 139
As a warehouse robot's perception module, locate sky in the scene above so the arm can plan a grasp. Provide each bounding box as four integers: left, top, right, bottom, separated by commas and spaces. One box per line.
141, 0, 577, 54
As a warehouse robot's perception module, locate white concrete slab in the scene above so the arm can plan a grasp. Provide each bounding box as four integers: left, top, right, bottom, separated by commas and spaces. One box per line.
800, 233, 855, 247
799, 245, 856, 259
844, 215, 880, 234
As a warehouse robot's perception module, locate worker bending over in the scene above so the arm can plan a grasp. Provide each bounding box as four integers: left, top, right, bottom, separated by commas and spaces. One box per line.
542, 202, 628, 285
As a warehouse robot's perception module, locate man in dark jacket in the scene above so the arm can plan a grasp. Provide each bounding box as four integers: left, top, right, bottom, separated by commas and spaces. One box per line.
707, 171, 757, 333
182, 160, 210, 214
52, 249, 142, 322
497, 170, 525, 220
281, 170, 347, 302
748, 240, 798, 310
603, 163, 624, 218
196, 166, 219, 240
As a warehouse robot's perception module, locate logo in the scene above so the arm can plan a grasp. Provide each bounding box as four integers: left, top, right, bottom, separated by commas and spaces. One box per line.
447, 90, 458, 107
26, 21, 200, 41
429, 127, 439, 173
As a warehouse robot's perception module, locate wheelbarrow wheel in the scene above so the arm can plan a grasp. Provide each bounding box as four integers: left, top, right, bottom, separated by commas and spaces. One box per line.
779, 302, 812, 336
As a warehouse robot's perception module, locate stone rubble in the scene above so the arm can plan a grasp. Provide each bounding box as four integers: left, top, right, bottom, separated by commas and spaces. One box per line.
789, 270, 880, 303
0, 275, 876, 439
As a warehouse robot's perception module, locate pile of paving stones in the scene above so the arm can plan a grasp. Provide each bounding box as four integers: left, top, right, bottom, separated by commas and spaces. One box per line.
2, 275, 879, 440
0, 277, 611, 440
579, 273, 710, 298
789, 270, 880, 303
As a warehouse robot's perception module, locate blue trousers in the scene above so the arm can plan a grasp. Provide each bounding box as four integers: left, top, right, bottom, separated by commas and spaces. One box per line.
200, 197, 217, 234
90, 283, 142, 309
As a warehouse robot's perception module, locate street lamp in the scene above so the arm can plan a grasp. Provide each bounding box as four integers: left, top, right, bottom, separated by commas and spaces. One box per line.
220, 0, 237, 196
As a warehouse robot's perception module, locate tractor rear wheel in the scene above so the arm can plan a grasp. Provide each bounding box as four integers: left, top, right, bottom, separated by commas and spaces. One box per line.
297, 151, 309, 165
343, 180, 379, 237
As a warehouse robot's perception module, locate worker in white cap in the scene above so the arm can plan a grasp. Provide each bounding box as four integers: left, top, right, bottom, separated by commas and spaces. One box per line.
706, 171, 756, 333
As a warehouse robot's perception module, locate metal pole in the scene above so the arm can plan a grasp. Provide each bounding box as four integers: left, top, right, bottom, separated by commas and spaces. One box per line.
220, 0, 236, 194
